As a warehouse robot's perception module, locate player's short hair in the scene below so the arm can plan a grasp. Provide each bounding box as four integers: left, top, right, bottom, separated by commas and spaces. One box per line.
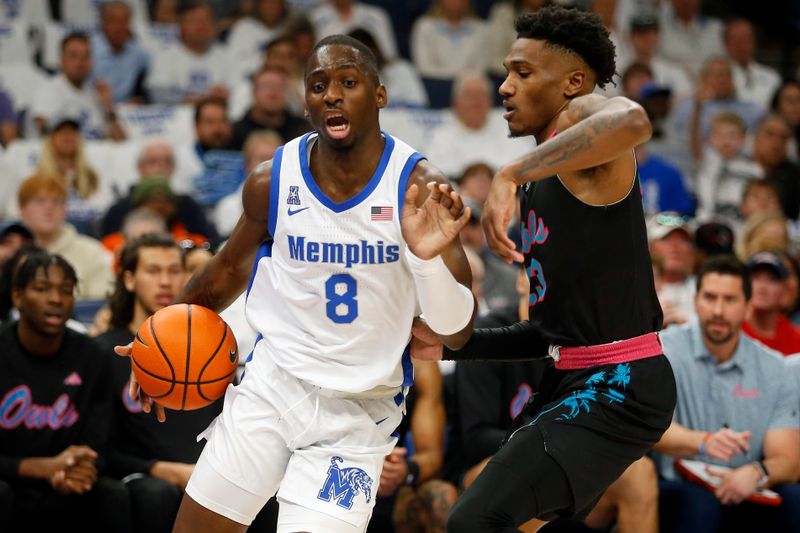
12, 249, 77, 292
696, 255, 752, 301
711, 111, 747, 134
61, 31, 89, 52
514, 6, 616, 89
109, 233, 184, 329
308, 34, 380, 87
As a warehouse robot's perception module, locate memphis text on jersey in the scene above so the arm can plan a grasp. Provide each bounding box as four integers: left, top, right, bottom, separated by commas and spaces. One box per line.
287, 235, 400, 269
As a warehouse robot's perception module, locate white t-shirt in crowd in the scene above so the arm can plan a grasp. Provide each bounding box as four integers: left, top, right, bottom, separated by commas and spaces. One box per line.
145, 42, 230, 104
411, 16, 488, 79
31, 74, 107, 139
658, 14, 724, 76
310, 2, 397, 60
382, 59, 428, 108
226, 17, 286, 82
731, 61, 781, 110
425, 110, 534, 179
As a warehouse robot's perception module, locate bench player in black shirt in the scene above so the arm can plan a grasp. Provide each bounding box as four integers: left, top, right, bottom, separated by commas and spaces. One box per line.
414, 7, 676, 531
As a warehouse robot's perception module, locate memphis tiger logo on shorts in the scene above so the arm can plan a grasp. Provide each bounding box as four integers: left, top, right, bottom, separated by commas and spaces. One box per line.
317, 456, 373, 510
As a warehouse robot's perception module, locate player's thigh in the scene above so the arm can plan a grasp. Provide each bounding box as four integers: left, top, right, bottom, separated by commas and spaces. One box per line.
186, 377, 293, 526
278, 498, 369, 533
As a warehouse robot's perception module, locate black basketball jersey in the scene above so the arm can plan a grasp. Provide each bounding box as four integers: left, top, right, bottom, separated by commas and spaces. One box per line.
520, 171, 662, 347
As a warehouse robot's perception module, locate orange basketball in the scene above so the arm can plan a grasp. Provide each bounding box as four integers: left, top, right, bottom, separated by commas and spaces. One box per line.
131, 304, 238, 410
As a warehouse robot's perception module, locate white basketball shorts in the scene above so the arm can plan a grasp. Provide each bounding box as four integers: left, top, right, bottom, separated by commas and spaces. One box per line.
186, 351, 403, 530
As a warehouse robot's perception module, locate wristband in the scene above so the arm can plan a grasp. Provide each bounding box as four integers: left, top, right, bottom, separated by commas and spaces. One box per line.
404, 458, 420, 486
699, 432, 712, 457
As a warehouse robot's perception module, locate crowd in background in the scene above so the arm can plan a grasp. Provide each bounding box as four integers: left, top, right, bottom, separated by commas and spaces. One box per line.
1, 0, 800, 532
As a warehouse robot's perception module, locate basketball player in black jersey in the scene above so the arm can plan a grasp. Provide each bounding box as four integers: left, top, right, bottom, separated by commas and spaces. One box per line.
413, 6, 676, 532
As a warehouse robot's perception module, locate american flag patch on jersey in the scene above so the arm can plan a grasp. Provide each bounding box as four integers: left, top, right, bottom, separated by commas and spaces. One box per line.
371, 206, 393, 221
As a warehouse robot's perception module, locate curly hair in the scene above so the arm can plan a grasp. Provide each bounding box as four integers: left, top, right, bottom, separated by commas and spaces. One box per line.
515, 6, 616, 89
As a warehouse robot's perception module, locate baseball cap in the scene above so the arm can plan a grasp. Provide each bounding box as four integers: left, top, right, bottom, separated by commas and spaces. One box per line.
646, 212, 692, 241
630, 10, 660, 31
746, 251, 788, 280
694, 221, 734, 256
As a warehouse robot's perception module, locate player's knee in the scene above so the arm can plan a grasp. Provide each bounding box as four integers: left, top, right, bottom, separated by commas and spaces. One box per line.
622, 457, 658, 505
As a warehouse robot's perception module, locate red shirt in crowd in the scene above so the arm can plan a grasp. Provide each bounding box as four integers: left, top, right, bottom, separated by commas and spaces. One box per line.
743, 315, 800, 356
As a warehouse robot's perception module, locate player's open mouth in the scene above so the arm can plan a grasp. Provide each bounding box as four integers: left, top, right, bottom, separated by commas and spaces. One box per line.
325, 114, 350, 139
157, 295, 173, 305
503, 104, 516, 120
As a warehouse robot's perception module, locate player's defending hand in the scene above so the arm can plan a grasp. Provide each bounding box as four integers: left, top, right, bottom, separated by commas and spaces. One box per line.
410, 318, 443, 361
401, 182, 471, 260
483, 169, 524, 264
115, 342, 167, 422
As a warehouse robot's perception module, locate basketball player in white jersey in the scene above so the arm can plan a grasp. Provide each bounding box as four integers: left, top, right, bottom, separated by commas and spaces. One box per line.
116, 35, 476, 532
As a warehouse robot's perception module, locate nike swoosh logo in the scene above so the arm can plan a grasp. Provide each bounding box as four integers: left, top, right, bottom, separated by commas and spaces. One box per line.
287, 207, 310, 216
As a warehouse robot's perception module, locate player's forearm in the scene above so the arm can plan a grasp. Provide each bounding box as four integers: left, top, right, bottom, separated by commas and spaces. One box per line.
503, 101, 651, 185
652, 421, 705, 457
444, 320, 550, 361
175, 254, 249, 312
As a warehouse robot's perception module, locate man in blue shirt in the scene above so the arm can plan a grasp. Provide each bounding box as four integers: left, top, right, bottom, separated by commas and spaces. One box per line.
654, 255, 800, 533
91, 1, 150, 103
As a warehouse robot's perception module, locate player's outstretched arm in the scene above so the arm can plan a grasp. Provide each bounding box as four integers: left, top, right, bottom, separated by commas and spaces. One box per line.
484, 95, 652, 263
176, 161, 272, 312
402, 161, 476, 349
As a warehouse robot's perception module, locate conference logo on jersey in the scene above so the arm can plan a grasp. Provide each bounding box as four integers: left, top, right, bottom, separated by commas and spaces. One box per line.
317, 456, 373, 510
287, 185, 310, 216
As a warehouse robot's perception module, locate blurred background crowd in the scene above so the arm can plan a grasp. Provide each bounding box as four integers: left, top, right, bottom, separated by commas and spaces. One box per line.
1, 0, 800, 532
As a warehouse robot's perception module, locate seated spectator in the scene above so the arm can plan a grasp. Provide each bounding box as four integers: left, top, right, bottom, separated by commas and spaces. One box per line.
771, 80, 800, 161
752, 114, 800, 220
0, 87, 18, 146
655, 255, 800, 533
230, 66, 309, 151
214, 130, 283, 237
101, 139, 219, 246
17, 175, 114, 300
456, 162, 493, 208
695, 112, 763, 223
227, 0, 291, 81
181, 97, 244, 207
622, 10, 693, 103
648, 212, 697, 326
725, 19, 781, 110
622, 62, 656, 101
348, 27, 428, 109
735, 210, 790, 261
671, 56, 764, 176
145, 0, 230, 105
459, 200, 519, 312
0, 250, 131, 532
426, 71, 532, 179
777, 251, 800, 326
35, 117, 114, 234
259, 33, 306, 116
31, 32, 125, 141
95, 234, 225, 533
0, 223, 33, 268
739, 179, 782, 221
411, 0, 488, 81
741, 251, 800, 356
486, 0, 549, 80
310, 0, 397, 61
367, 360, 454, 533
91, 0, 150, 104
658, 0, 724, 76
636, 142, 694, 216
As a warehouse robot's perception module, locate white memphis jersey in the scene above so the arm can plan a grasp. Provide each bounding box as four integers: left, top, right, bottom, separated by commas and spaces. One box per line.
245, 132, 423, 393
